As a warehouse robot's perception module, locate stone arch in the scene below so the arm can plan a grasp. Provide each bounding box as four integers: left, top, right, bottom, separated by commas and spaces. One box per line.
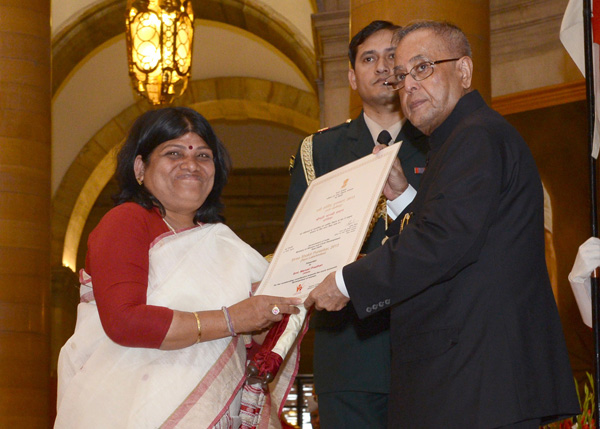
51, 0, 316, 95
52, 77, 319, 269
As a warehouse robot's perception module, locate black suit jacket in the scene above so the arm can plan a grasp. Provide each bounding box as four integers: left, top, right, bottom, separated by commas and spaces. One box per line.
344, 92, 579, 427
285, 113, 428, 395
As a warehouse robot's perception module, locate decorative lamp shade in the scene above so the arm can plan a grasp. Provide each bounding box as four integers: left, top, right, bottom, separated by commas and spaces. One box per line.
125, 0, 194, 105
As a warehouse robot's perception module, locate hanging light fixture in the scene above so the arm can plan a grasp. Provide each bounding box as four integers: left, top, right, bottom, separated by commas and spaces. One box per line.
125, 0, 194, 105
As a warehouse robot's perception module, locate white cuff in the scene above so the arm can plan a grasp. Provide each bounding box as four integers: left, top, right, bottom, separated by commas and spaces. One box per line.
335, 269, 350, 298
568, 272, 589, 287
387, 185, 416, 220
569, 274, 592, 328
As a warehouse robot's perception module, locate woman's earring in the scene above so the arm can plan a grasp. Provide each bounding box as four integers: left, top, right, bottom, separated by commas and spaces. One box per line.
137, 177, 143, 186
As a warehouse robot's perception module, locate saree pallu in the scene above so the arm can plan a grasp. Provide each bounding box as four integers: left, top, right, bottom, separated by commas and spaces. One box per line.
55, 223, 295, 428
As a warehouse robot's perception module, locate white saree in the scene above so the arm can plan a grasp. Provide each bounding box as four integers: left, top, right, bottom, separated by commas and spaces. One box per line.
55, 223, 296, 429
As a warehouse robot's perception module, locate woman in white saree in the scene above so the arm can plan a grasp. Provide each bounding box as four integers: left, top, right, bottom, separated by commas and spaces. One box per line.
55, 107, 301, 429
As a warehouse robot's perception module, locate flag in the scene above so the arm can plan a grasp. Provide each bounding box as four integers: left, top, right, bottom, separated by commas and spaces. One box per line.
560, 0, 600, 158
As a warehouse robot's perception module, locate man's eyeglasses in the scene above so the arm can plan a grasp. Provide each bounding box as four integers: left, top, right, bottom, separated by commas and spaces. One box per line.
384, 58, 461, 91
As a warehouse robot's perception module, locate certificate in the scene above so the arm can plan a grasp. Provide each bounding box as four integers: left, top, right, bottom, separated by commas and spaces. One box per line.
255, 143, 401, 300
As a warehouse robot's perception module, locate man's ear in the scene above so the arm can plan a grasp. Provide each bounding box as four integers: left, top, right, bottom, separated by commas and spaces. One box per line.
348, 68, 358, 90
458, 56, 473, 89
134, 155, 145, 182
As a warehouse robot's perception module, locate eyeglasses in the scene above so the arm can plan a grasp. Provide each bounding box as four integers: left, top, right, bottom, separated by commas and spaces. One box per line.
384, 58, 461, 91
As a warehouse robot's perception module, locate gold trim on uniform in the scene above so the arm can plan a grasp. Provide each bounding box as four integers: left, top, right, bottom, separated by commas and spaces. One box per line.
366, 194, 389, 239
400, 212, 412, 233
300, 134, 316, 185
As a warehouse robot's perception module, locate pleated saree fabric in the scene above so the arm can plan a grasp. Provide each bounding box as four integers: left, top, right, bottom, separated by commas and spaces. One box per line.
56, 223, 294, 428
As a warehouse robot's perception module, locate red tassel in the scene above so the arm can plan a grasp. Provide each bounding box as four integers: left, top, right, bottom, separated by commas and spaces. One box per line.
245, 308, 313, 386
246, 315, 290, 384
261, 314, 290, 350
253, 352, 284, 378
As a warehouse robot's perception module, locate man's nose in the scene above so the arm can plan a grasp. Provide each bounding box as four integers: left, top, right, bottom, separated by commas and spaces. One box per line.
403, 72, 419, 92
376, 57, 390, 74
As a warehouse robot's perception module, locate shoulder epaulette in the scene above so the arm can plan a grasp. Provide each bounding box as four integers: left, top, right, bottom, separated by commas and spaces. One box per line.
313, 119, 352, 136
290, 118, 352, 176
299, 135, 315, 184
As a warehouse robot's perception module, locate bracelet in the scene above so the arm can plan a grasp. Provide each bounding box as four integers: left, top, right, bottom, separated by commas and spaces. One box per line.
193, 312, 202, 343
221, 306, 237, 337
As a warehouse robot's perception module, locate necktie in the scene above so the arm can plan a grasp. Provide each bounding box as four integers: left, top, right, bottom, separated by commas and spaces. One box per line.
377, 130, 393, 145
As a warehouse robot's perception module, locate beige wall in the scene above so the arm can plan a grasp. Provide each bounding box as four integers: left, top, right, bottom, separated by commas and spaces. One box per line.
491, 0, 583, 96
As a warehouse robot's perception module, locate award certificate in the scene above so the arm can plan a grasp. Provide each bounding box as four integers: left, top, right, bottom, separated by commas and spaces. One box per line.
255, 143, 401, 300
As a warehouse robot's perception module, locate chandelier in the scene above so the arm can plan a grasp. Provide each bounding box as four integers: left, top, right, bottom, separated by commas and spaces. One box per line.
125, 0, 194, 105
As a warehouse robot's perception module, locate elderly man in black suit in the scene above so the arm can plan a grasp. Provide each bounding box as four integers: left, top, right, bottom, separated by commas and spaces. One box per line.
285, 20, 427, 429
305, 20, 579, 428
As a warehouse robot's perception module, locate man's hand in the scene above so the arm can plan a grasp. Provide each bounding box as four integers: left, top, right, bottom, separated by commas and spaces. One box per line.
373, 144, 408, 200
304, 272, 349, 311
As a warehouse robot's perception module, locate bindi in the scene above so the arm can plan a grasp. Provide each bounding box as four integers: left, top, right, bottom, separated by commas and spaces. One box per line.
188, 145, 193, 150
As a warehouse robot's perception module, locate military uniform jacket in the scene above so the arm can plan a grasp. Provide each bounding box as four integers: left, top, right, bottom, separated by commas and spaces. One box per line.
285, 112, 428, 394
344, 91, 579, 427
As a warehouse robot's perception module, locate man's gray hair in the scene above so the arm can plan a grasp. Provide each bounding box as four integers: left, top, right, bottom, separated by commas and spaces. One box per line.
392, 20, 472, 58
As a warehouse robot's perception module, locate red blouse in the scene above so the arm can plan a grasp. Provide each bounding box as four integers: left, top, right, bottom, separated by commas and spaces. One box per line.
86, 202, 174, 348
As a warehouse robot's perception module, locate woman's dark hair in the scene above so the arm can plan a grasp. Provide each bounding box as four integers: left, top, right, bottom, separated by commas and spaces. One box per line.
114, 106, 232, 224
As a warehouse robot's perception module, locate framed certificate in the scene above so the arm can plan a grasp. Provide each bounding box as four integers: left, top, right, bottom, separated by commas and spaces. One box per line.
255, 143, 401, 300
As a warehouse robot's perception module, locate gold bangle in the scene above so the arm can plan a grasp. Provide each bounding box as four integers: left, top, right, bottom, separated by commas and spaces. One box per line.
193, 312, 202, 343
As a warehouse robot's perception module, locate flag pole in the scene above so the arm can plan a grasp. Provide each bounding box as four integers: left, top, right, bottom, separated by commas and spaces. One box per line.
582, 0, 600, 416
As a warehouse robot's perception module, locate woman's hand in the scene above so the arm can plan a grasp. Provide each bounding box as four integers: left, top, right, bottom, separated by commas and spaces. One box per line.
228, 295, 302, 334
159, 295, 302, 350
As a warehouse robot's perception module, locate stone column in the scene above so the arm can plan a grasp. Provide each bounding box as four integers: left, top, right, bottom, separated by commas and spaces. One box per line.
0, 0, 52, 426
350, 0, 490, 117
312, 4, 351, 128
